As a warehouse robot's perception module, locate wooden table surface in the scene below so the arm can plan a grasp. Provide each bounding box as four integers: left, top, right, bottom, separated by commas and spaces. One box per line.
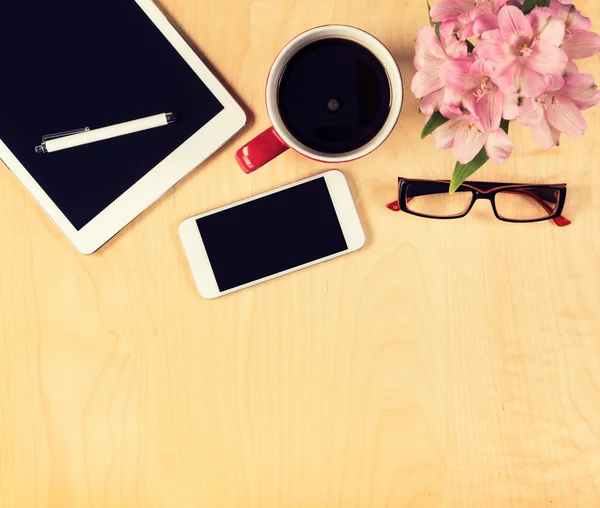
2, 1, 600, 507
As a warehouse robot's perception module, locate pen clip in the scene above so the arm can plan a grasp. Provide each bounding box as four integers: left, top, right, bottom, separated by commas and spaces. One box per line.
42, 127, 90, 142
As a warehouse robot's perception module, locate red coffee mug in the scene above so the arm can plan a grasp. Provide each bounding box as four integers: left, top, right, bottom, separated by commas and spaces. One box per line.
235, 25, 404, 173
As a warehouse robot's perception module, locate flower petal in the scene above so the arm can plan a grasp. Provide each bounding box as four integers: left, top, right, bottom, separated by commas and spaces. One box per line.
480, 27, 504, 44
503, 93, 520, 120
411, 63, 443, 98
561, 30, 600, 60
453, 124, 487, 164
567, 10, 592, 32
545, 73, 565, 92
540, 19, 566, 46
525, 40, 569, 75
439, 58, 476, 89
440, 103, 465, 120
431, 0, 473, 23
564, 59, 579, 76
414, 26, 445, 70
564, 71, 595, 88
491, 60, 520, 93
442, 86, 466, 109
420, 88, 446, 115
498, 6, 533, 43
475, 29, 513, 64
520, 66, 552, 98
474, 83, 503, 132
549, 0, 592, 31
528, 7, 565, 46
485, 128, 515, 163
474, 13, 499, 35
444, 38, 469, 59
440, 20, 463, 40
433, 117, 468, 149
492, 60, 547, 97
470, 59, 495, 77
563, 73, 600, 110
531, 118, 561, 148
492, 0, 510, 11
518, 98, 544, 126
545, 95, 587, 137
440, 104, 465, 120
458, 10, 478, 25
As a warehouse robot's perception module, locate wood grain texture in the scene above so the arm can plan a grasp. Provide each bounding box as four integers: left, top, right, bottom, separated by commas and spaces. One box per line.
1, 0, 600, 506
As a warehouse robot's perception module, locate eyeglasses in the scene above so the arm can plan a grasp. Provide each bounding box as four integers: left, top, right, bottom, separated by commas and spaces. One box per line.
387, 178, 571, 226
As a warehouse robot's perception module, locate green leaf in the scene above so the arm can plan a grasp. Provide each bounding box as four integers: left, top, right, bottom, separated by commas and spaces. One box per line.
450, 149, 489, 194
427, 1, 442, 40
421, 111, 449, 139
466, 40, 475, 53
520, 0, 550, 14
449, 119, 511, 194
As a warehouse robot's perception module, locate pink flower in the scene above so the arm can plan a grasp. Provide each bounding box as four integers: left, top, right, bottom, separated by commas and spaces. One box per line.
411, 26, 468, 114
518, 72, 600, 148
441, 58, 516, 130
412, 0, 600, 174
549, 0, 600, 59
432, 107, 515, 164
475, 6, 568, 97
430, 0, 518, 39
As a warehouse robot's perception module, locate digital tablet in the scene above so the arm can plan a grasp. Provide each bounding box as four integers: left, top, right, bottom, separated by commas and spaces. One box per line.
0, 0, 246, 254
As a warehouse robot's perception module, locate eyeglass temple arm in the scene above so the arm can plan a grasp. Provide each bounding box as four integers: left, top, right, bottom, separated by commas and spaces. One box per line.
387, 188, 571, 227
385, 196, 419, 211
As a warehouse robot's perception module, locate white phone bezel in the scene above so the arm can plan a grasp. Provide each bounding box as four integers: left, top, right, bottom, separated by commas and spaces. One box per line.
0, 0, 246, 254
179, 170, 366, 299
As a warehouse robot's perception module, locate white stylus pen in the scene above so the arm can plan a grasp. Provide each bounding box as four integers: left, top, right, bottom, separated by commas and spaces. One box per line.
35, 112, 177, 154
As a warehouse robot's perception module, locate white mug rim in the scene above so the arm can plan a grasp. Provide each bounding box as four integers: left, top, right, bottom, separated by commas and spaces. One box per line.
266, 25, 404, 163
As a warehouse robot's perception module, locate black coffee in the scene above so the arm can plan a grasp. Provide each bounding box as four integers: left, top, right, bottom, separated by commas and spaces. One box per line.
278, 38, 391, 154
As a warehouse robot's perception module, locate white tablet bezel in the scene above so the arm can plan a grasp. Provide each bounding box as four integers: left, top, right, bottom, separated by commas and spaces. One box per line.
0, 0, 246, 254
179, 170, 366, 300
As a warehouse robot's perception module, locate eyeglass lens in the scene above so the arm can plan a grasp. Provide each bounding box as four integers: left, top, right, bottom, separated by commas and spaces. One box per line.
494, 188, 559, 221
405, 182, 472, 218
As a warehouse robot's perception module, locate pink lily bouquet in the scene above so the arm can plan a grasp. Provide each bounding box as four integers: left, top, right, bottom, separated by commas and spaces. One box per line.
413, 0, 600, 192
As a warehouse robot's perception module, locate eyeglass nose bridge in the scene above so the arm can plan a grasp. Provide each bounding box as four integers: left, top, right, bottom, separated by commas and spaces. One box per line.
472, 189, 494, 202
468, 190, 500, 220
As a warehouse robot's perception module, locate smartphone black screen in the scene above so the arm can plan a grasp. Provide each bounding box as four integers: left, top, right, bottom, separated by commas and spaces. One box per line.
196, 177, 349, 291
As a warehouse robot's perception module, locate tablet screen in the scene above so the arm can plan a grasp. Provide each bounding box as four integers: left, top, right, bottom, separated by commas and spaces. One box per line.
0, 0, 224, 230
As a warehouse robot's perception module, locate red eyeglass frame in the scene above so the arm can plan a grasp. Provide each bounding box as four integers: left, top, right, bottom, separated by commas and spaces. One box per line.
387, 178, 571, 227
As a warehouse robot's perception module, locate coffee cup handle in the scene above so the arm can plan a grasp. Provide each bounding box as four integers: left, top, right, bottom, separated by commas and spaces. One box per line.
235, 127, 290, 173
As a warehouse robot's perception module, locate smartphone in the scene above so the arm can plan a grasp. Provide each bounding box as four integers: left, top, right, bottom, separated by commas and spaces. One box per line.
179, 170, 365, 299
